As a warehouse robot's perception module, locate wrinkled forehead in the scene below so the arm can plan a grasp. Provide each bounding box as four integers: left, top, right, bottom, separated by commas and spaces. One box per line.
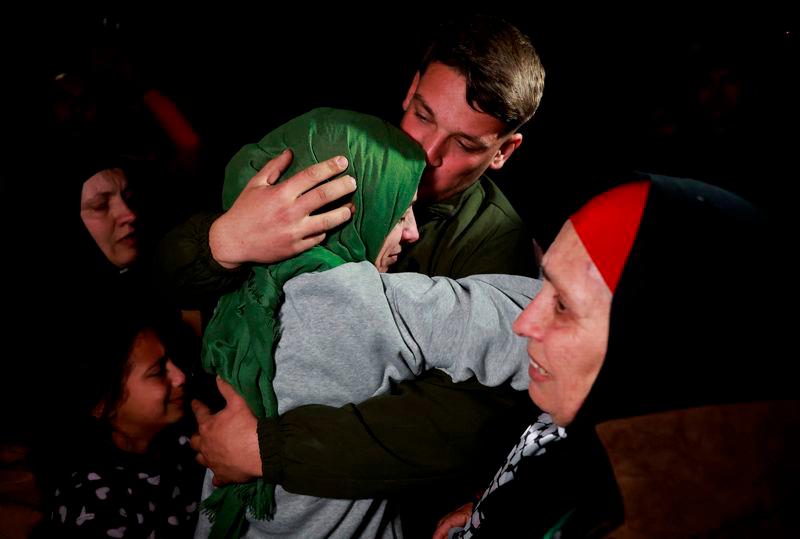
82, 168, 128, 197
543, 221, 611, 306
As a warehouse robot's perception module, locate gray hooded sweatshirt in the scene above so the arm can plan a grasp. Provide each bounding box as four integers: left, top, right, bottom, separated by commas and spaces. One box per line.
196, 261, 539, 538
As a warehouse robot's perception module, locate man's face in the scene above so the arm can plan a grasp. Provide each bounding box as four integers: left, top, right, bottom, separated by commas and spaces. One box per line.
112, 328, 186, 442
400, 62, 522, 203
80, 168, 138, 268
512, 221, 612, 427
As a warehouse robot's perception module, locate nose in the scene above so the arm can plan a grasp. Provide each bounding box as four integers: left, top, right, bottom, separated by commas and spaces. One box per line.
111, 195, 137, 228
513, 294, 547, 341
165, 360, 186, 388
421, 131, 446, 168
401, 208, 420, 244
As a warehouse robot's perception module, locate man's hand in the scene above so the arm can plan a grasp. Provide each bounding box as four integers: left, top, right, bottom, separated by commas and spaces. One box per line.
432, 502, 474, 539
191, 377, 262, 486
209, 149, 357, 269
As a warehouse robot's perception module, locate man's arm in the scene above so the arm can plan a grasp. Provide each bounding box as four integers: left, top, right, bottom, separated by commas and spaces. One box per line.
191, 268, 540, 494
192, 370, 536, 497
264, 370, 535, 498
154, 150, 356, 308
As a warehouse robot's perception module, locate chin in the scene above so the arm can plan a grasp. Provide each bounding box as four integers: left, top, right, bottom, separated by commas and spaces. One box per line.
527, 382, 540, 407
113, 251, 139, 269
166, 403, 186, 422
416, 181, 440, 203
166, 411, 184, 425
528, 384, 563, 424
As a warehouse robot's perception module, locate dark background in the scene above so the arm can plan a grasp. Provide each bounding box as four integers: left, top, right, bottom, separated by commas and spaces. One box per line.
0, 14, 796, 531
8, 11, 796, 248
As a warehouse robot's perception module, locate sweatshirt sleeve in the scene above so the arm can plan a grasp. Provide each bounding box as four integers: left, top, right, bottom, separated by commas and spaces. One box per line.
259, 269, 541, 499
381, 272, 540, 391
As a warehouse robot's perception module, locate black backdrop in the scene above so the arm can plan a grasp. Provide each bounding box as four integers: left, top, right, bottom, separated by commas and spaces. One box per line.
15, 11, 796, 246
0, 7, 797, 471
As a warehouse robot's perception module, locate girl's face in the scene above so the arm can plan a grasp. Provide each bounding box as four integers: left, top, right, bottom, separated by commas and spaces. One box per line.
111, 328, 186, 444
80, 168, 138, 268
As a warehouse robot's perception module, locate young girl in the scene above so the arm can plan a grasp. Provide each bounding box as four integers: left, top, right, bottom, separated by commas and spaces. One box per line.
37, 303, 203, 537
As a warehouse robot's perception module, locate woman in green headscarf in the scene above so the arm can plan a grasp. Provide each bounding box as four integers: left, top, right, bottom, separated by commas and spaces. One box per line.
200, 107, 422, 536
197, 108, 536, 538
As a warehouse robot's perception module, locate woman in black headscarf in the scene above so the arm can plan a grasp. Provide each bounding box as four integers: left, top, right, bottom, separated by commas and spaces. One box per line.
66, 151, 146, 298
436, 174, 789, 537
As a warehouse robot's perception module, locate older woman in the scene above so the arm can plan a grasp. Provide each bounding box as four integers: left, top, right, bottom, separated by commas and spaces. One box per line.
197, 108, 537, 538
62, 152, 146, 299
437, 174, 784, 537
79, 165, 139, 270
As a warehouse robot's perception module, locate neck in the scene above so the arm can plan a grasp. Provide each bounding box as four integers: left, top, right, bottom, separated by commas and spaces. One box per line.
111, 428, 155, 454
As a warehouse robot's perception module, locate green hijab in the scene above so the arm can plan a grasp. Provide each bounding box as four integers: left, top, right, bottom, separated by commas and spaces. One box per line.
201, 108, 424, 535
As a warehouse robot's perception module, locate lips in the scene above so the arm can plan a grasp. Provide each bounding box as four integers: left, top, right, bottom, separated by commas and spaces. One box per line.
168, 390, 185, 406
117, 231, 137, 245
528, 358, 550, 383
384, 252, 401, 266
530, 359, 549, 375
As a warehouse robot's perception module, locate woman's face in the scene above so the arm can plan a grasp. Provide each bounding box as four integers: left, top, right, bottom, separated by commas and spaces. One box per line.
374, 193, 419, 272
112, 328, 186, 443
512, 221, 613, 427
80, 168, 138, 268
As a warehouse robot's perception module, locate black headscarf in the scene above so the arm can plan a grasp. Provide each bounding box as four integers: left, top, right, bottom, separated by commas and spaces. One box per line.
580, 173, 792, 425
454, 174, 792, 538
58, 146, 156, 305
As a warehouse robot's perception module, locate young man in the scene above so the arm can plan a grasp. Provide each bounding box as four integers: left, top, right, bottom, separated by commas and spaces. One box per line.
163, 15, 543, 290
392, 14, 544, 278
171, 14, 546, 535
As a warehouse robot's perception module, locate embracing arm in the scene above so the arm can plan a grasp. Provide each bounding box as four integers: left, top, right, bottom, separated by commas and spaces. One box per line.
381, 272, 540, 390
192, 268, 540, 496
261, 369, 536, 498
155, 211, 248, 310
191, 370, 535, 496
153, 150, 356, 309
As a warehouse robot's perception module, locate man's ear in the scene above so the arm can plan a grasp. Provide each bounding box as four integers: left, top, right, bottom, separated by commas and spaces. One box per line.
402, 71, 422, 112
488, 133, 523, 170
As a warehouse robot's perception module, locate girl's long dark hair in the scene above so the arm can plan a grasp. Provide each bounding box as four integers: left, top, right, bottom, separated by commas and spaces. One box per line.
32, 298, 192, 488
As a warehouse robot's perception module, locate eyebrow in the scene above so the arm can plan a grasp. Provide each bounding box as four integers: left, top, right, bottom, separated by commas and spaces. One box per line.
541, 266, 574, 306
540, 266, 552, 283
411, 94, 490, 150
81, 192, 112, 208
145, 354, 169, 374
413, 94, 435, 119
